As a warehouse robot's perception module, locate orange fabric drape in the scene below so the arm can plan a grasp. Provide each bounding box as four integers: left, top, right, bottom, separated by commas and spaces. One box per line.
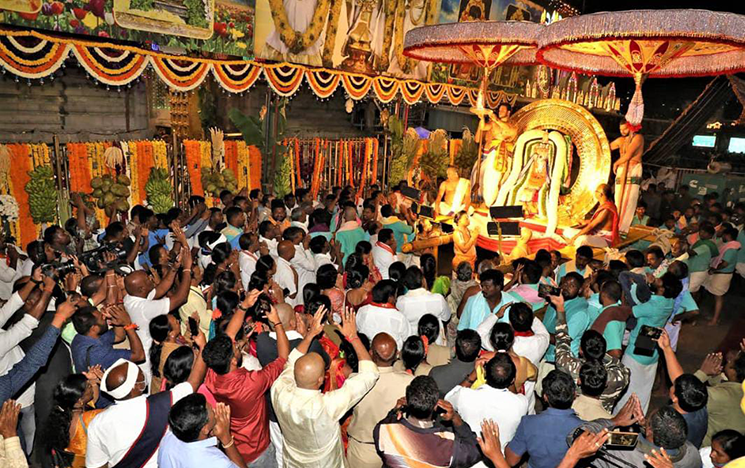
184, 140, 203, 195
137, 141, 155, 203
8, 144, 37, 248
224, 140, 239, 174
248, 146, 262, 190
67, 143, 93, 193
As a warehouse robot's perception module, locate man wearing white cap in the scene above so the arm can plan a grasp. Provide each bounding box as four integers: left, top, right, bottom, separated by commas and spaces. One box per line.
85, 331, 207, 468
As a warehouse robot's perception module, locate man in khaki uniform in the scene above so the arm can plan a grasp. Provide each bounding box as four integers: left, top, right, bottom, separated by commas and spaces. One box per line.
346, 333, 414, 467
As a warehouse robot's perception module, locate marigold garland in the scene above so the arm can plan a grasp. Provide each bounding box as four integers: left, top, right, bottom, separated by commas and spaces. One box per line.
371, 138, 379, 182
268, 0, 330, 54
129, 142, 141, 206
295, 138, 303, 189
184, 140, 204, 196
67, 143, 93, 193
153, 141, 168, 169
236, 141, 250, 190
347, 142, 354, 188
7, 144, 37, 248
248, 145, 262, 190
224, 140, 239, 175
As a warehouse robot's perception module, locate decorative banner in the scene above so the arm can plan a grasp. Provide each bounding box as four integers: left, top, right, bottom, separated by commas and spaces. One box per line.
0, 34, 70, 79
372, 76, 400, 104
212, 62, 262, 93
264, 64, 305, 97
401, 80, 425, 105
72, 45, 149, 86
151, 56, 210, 92
0, 29, 518, 106
305, 69, 340, 99
341, 73, 373, 101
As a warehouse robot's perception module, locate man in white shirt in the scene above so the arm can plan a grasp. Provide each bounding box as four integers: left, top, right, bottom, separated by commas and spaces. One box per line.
0, 239, 23, 301
372, 228, 397, 280
123, 244, 192, 381
290, 207, 309, 233
238, 232, 261, 290
284, 227, 316, 304
271, 308, 379, 468
396, 266, 451, 337
356, 280, 412, 349
309, 236, 335, 270
259, 221, 280, 258
476, 302, 550, 366
275, 240, 299, 306
86, 351, 207, 468
0, 273, 55, 453
445, 353, 529, 463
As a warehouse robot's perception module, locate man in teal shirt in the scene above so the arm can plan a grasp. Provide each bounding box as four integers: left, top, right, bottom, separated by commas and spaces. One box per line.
334, 205, 368, 264
543, 272, 589, 361
587, 280, 626, 359
686, 222, 717, 295
703, 226, 740, 326
380, 204, 414, 256
615, 272, 682, 414
554, 246, 593, 284
458, 269, 517, 331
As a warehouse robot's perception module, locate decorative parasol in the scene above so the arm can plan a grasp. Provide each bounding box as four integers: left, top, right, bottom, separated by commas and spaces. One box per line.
404, 21, 543, 109
537, 9, 745, 126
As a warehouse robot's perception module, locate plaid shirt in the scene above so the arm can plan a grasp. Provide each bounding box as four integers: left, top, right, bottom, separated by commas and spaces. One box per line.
555, 322, 630, 413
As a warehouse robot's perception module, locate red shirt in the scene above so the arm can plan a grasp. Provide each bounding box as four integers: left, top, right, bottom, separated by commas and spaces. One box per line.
205, 358, 287, 462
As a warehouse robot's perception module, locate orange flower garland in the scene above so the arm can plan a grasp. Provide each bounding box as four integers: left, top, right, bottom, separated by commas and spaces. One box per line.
224, 140, 239, 175
357, 139, 371, 199
67, 143, 93, 193
347, 141, 354, 187
295, 138, 302, 189
248, 145, 262, 190
184, 140, 204, 196
137, 141, 155, 203
7, 144, 36, 248
371, 138, 379, 183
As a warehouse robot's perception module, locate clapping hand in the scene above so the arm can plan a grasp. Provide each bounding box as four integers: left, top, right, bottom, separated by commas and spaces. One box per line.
308, 305, 326, 337
212, 403, 233, 447
700, 352, 723, 377
0, 400, 21, 439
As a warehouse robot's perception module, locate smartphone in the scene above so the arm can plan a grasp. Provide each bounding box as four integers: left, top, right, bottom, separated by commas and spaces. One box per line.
605, 431, 639, 449
188, 317, 199, 337
538, 283, 561, 299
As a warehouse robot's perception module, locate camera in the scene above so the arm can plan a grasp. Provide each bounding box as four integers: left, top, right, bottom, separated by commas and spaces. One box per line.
633, 325, 663, 357
79, 243, 128, 273
538, 283, 561, 299
40, 260, 76, 279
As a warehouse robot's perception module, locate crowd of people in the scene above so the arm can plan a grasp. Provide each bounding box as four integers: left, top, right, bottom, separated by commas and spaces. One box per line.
0, 179, 743, 468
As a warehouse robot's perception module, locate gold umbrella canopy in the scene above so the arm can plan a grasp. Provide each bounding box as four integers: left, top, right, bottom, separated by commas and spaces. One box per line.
537, 9, 745, 125
403, 20, 543, 69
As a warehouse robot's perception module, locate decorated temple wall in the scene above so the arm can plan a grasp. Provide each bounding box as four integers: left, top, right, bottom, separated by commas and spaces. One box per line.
0, 67, 151, 143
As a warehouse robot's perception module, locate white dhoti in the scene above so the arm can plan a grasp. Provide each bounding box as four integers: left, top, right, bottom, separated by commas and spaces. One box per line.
704, 272, 734, 296
562, 227, 613, 248
688, 271, 708, 293
615, 354, 658, 415
438, 178, 469, 215
615, 163, 642, 235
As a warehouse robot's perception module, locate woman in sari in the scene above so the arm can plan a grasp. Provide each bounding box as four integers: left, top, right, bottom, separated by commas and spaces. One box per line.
45, 367, 104, 468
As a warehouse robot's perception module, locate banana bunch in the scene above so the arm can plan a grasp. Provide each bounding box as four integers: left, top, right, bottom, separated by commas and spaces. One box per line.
91, 174, 131, 218
25, 165, 58, 224
200, 167, 237, 197
145, 168, 173, 214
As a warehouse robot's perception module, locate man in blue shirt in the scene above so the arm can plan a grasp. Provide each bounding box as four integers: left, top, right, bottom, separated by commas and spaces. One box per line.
159, 394, 243, 468
615, 272, 682, 414
505, 370, 583, 468
70, 305, 145, 375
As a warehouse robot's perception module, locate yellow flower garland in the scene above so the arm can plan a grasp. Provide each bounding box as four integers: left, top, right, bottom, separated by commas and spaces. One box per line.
129, 142, 140, 206
153, 141, 168, 169
268, 0, 330, 55
321, 0, 343, 67
236, 141, 250, 190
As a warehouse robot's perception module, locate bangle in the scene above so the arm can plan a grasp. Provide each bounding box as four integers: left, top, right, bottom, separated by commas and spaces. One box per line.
272, 322, 282, 328
124, 323, 139, 331
346, 334, 360, 343
183, 269, 192, 273
221, 437, 234, 448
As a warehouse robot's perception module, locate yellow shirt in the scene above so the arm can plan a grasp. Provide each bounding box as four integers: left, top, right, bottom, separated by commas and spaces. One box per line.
178, 286, 210, 338
271, 348, 379, 467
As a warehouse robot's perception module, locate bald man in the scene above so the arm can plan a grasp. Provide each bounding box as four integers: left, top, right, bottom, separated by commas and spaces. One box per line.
274, 240, 299, 306
347, 333, 414, 468
123, 245, 192, 381
271, 307, 379, 467
257, 303, 329, 467
86, 338, 207, 468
